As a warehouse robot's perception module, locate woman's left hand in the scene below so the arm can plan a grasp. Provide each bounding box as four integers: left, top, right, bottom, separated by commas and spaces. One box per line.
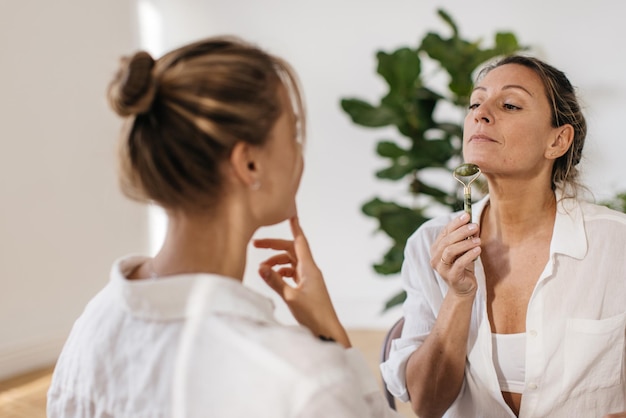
253, 216, 351, 348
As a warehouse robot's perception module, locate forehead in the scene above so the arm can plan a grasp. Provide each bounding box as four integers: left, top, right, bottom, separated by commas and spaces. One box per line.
475, 63, 545, 95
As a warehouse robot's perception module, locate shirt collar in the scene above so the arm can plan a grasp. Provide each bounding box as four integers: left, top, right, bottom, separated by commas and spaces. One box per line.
110, 255, 277, 323
550, 189, 587, 259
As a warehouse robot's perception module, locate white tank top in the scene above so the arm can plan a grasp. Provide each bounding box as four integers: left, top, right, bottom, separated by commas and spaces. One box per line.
491, 333, 526, 393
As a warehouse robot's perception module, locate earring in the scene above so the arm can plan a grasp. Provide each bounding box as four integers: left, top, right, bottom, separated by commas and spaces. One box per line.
250, 180, 261, 191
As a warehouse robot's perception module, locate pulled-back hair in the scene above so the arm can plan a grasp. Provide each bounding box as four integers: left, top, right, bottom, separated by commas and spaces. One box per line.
107, 36, 305, 211
477, 55, 587, 194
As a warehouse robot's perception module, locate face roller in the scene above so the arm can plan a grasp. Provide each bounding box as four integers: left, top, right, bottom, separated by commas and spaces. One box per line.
453, 163, 481, 222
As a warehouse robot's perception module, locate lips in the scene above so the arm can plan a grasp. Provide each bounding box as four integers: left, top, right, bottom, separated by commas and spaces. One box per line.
469, 134, 496, 143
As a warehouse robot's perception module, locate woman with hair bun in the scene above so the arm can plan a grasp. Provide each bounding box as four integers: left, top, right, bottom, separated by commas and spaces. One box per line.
47, 36, 401, 418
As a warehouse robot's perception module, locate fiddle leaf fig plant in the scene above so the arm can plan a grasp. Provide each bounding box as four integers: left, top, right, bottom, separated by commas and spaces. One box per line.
340, 9, 525, 310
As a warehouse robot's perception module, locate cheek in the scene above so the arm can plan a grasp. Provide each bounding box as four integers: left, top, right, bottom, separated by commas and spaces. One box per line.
293, 153, 304, 187
462, 115, 472, 140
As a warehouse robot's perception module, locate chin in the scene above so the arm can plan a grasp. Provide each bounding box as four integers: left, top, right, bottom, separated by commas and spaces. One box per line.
462, 154, 488, 169
262, 205, 297, 227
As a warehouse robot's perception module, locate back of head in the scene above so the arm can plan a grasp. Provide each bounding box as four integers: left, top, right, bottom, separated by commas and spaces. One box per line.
478, 55, 587, 194
107, 36, 304, 212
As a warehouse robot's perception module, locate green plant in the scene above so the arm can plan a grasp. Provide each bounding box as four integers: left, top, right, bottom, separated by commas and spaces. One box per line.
340, 9, 525, 310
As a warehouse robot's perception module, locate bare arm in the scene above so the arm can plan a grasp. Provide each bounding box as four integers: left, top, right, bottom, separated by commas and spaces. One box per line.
406, 290, 475, 417
406, 213, 481, 418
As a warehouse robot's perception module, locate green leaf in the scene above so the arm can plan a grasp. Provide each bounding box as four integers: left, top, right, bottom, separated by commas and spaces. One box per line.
409, 137, 456, 166
436, 9, 459, 38
340, 99, 400, 127
408, 87, 441, 130
389, 87, 442, 138
361, 197, 402, 218
410, 179, 449, 198
494, 32, 522, 52
383, 290, 407, 311
361, 199, 428, 242
375, 160, 416, 180
376, 48, 421, 97
373, 244, 405, 275
376, 141, 408, 159
378, 207, 427, 244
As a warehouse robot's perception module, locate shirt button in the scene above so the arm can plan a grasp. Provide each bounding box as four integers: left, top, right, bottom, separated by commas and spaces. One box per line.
528, 383, 538, 390
529, 330, 537, 337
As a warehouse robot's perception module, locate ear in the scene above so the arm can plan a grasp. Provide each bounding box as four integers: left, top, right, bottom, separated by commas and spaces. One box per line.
546, 124, 574, 160
230, 141, 261, 190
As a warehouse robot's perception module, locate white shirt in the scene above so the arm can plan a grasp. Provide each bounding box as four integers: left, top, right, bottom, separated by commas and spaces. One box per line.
48, 256, 401, 418
381, 194, 626, 418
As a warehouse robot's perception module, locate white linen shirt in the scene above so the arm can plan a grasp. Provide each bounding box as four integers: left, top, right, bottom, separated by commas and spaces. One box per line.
48, 256, 401, 418
381, 194, 626, 418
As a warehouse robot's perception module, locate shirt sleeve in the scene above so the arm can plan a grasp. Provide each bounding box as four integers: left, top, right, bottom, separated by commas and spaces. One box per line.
380, 221, 448, 402
297, 348, 404, 418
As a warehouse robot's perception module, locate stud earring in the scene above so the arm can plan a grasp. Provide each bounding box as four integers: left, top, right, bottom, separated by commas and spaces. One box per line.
250, 180, 261, 191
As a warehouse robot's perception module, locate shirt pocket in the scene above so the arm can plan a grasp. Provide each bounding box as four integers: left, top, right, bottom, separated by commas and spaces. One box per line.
563, 311, 626, 396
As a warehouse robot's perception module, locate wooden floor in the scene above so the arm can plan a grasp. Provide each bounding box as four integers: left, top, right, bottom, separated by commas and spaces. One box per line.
0, 329, 415, 417
0, 366, 54, 418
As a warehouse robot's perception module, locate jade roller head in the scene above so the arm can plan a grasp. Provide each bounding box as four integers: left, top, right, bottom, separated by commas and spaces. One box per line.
453, 163, 481, 221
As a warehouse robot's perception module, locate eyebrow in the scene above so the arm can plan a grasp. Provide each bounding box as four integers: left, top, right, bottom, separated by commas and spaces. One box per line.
472, 84, 534, 97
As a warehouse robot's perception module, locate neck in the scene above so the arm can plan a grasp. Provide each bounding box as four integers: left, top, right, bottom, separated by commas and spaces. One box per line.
150, 202, 256, 281
482, 178, 556, 244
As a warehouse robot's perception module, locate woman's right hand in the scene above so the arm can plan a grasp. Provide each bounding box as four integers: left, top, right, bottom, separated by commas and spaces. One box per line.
430, 212, 482, 297
253, 216, 351, 348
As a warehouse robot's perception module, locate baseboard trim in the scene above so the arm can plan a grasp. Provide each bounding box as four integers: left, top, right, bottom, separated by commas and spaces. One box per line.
0, 334, 66, 381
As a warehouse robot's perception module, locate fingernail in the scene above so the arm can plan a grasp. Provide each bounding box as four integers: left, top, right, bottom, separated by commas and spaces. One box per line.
260, 266, 270, 279
468, 223, 477, 231
458, 213, 469, 221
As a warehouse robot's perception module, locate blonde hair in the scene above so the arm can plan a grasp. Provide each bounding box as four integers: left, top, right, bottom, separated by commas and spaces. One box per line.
107, 36, 305, 211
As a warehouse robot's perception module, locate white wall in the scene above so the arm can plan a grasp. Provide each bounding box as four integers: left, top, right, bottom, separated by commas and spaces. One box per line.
3, 0, 626, 379
0, 1, 149, 379
148, 0, 626, 329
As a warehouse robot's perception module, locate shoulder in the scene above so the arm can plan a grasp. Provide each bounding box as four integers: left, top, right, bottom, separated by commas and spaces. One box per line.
580, 201, 626, 249
555, 198, 626, 257
580, 200, 626, 224
239, 321, 354, 376
183, 318, 361, 414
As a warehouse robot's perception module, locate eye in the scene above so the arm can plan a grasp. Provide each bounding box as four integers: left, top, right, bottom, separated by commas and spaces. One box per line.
503, 103, 521, 110
468, 103, 480, 110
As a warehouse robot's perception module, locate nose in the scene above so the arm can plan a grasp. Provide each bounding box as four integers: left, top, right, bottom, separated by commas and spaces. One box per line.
473, 104, 492, 124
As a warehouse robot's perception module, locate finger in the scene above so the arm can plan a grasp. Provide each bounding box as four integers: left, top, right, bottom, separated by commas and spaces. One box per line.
453, 245, 481, 271
260, 253, 294, 268
290, 216, 314, 261
253, 238, 294, 251
447, 236, 481, 264
258, 264, 287, 297
439, 212, 470, 239
434, 234, 481, 270
432, 213, 474, 265
277, 267, 295, 278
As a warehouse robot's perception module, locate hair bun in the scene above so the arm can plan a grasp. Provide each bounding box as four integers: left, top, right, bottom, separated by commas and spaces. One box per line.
108, 51, 156, 116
